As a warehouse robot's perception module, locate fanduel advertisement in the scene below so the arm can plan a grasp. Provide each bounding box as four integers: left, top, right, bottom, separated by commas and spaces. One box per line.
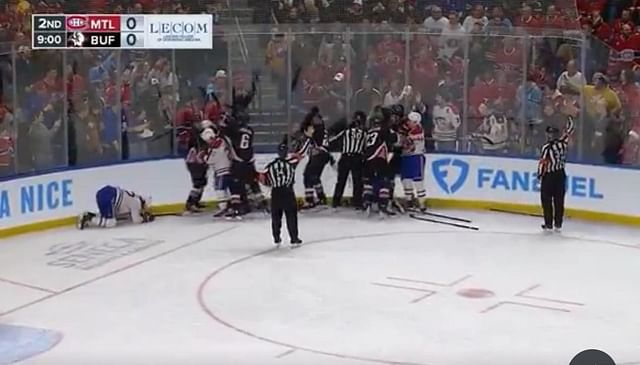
429, 155, 604, 201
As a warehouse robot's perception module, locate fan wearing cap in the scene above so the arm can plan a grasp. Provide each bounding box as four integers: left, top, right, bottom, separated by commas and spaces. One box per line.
537, 106, 575, 233
570, 72, 621, 126
260, 135, 302, 248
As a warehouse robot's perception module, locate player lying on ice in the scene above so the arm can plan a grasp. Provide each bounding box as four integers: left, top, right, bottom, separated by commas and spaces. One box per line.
77, 185, 154, 229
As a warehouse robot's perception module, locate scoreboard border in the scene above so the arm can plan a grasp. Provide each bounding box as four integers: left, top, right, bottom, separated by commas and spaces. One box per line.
30, 13, 214, 50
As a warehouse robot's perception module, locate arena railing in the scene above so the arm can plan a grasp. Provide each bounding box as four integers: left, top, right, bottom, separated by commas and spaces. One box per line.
1, 24, 637, 181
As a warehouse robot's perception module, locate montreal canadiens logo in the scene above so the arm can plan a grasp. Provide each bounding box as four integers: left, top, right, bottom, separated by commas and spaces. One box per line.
66, 16, 87, 30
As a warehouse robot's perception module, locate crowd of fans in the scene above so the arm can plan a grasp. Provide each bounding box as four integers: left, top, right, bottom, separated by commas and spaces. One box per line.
0, 0, 229, 176
1, 0, 640, 178
262, 0, 640, 165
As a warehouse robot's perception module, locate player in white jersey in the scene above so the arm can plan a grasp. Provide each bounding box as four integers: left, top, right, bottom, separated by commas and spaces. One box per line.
77, 185, 153, 229
400, 112, 427, 211
200, 126, 233, 216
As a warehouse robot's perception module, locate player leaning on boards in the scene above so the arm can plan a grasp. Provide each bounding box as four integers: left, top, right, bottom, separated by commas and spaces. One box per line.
537, 101, 576, 233
259, 136, 302, 248
77, 186, 154, 230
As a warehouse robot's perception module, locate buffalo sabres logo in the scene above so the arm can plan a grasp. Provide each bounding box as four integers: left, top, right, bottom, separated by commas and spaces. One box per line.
67, 32, 85, 48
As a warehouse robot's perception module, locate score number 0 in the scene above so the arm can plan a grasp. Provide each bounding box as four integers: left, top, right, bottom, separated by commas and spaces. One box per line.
121, 16, 144, 48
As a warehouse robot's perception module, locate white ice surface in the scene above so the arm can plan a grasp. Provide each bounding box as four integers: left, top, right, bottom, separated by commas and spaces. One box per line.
1, 209, 639, 365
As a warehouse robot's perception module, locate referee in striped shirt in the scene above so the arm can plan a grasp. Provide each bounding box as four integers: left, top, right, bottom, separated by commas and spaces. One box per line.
330, 111, 367, 209
262, 136, 302, 247
538, 109, 575, 233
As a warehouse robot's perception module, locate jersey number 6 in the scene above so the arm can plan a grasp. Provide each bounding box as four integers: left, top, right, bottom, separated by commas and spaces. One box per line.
240, 133, 251, 149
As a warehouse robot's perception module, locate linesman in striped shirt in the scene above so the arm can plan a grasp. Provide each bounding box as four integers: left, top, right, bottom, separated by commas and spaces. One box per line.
329, 111, 367, 209
537, 107, 575, 233
260, 136, 302, 247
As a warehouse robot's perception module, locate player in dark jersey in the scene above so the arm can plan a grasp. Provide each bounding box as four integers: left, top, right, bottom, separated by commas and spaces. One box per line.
299, 107, 333, 209
363, 112, 398, 217
224, 110, 266, 217
185, 120, 214, 213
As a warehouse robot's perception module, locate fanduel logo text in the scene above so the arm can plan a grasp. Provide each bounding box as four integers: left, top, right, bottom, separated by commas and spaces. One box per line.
430, 158, 604, 199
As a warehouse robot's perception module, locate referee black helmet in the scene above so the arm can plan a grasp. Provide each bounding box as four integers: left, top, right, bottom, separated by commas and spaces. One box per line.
545, 125, 561, 140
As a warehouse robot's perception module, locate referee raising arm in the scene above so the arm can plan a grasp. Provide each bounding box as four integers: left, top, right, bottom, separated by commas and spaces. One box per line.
538, 103, 576, 233
261, 136, 302, 247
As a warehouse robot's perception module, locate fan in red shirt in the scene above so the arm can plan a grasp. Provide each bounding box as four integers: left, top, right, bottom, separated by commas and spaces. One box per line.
576, 0, 607, 14
495, 70, 517, 111
486, 37, 523, 79
411, 34, 435, 60
544, 5, 567, 29
613, 9, 635, 34
175, 99, 204, 154
609, 24, 640, 76
468, 70, 500, 122
376, 34, 404, 61
590, 10, 612, 43
614, 69, 640, 127
514, 5, 543, 28
379, 49, 405, 84
0, 124, 13, 174
301, 60, 328, 107
411, 48, 438, 97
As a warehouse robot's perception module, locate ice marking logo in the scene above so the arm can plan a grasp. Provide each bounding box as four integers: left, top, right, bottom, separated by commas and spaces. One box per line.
431, 158, 469, 195
569, 349, 615, 365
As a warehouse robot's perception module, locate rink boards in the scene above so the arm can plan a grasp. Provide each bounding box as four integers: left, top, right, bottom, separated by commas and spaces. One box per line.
0, 154, 639, 236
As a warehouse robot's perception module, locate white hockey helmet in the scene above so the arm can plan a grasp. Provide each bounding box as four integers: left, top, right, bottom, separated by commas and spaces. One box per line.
408, 111, 422, 123
200, 127, 216, 142
201, 119, 214, 129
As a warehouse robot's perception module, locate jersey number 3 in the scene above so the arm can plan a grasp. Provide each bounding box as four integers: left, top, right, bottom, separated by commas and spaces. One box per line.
366, 132, 379, 147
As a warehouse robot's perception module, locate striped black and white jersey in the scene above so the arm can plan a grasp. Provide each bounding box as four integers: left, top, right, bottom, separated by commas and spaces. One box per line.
538, 116, 575, 178
265, 157, 296, 188
330, 126, 366, 154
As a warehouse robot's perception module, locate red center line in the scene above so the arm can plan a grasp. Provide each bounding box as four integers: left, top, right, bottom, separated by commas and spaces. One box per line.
0, 277, 58, 294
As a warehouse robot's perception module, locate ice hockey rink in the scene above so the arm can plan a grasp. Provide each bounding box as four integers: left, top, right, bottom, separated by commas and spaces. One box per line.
1, 209, 640, 365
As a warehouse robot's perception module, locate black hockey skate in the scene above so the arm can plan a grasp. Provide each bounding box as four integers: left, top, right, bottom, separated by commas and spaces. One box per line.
77, 212, 96, 230
212, 206, 229, 218
290, 238, 303, 248
185, 202, 204, 214
379, 205, 397, 218
224, 208, 242, 220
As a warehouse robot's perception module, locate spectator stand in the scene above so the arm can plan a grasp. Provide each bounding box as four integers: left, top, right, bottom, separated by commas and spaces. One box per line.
2, 0, 640, 180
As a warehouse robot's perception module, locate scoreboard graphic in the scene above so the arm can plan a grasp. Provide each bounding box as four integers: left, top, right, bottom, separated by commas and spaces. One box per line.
32, 14, 214, 49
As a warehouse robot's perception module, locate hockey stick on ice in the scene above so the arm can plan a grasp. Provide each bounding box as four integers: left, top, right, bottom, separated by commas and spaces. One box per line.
409, 214, 479, 231
410, 210, 472, 223
489, 208, 543, 218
